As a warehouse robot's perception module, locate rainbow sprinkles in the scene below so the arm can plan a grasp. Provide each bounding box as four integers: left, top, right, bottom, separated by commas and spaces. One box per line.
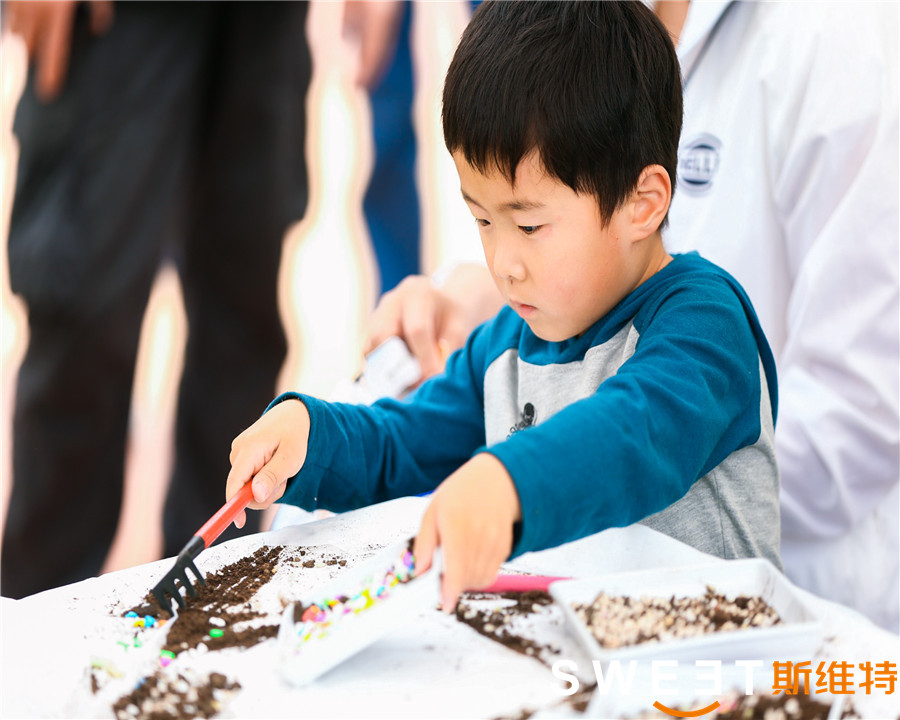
292, 545, 417, 642
278, 540, 442, 686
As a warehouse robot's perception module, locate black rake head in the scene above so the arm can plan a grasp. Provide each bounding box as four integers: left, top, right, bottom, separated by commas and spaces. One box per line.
150, 536, 207, 616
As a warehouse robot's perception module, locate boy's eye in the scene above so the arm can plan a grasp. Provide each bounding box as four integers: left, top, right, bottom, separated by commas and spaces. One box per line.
519, 225, 540, 235
476, 218, 491, 227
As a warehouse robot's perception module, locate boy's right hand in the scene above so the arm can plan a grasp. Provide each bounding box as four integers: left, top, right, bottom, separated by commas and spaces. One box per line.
225, 398, 311, 529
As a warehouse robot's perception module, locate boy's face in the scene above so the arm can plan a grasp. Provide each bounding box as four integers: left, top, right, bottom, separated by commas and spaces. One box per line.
455, 151, 657, 342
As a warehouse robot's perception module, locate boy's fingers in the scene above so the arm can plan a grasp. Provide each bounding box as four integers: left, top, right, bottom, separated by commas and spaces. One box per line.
432, 514, 465, 612
225, 460, 250, 528
227, 444, 285, 509
467, 556, 502, 591
225, 446, 259, 502
439, 554, 465, 613
412, 507, 438, 575
250, 468, 274, 504
251, 465, 284, 504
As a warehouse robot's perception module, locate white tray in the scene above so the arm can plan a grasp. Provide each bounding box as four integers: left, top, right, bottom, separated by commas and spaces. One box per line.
549, 558, 822, 669
278, 541, 441, 686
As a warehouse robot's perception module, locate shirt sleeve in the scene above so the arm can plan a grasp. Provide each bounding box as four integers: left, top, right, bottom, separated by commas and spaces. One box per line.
766, 5, 899, 540
486, 277, 767, 556
276, 324, 490, 513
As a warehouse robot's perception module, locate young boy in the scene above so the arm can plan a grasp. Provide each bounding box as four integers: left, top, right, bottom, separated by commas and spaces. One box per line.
225, 1, 780, 612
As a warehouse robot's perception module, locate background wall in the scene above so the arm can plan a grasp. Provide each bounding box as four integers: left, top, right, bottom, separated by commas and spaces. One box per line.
0, 1, 482, 578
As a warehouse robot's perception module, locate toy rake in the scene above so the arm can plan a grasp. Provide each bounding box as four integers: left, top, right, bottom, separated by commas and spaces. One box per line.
150, 482, 255, 616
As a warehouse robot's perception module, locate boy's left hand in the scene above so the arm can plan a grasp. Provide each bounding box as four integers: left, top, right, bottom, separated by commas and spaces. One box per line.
413, 453, 521, 612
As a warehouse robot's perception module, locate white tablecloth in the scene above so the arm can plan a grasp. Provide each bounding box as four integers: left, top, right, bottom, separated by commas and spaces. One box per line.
2, 496, 898, 719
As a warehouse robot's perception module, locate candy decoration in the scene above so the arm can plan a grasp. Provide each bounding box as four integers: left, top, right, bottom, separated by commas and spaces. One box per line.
301, 605, 321, 623
289, 545, 418, 649
159, 650, 176, 667
209, 628, 224, 638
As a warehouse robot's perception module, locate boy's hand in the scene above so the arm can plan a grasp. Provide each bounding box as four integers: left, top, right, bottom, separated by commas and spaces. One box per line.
225, 399, 311, 529
413, 453, 521, 612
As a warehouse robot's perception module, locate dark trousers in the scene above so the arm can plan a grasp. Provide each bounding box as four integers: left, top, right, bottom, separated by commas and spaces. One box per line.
2, 2, 311, 598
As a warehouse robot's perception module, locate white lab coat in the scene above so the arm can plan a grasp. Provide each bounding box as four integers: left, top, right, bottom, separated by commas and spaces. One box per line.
664, 1, 899, 632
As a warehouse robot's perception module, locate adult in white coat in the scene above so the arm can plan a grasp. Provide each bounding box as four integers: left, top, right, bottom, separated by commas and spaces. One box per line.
363, 0, 900, 632
664, 0, 899, 633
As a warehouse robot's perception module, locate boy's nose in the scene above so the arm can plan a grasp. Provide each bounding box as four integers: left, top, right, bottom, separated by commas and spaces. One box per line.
490, 237, 526, 282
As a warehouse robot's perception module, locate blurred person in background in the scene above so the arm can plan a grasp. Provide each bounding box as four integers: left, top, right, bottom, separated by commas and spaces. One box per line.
343, 0, 479, 296
344, 0, 419, 296
1, 1, 311, 598
364, 0, 900, 632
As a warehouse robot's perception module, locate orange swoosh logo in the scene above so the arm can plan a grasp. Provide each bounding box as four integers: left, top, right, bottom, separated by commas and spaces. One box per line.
652, 700, 721, 717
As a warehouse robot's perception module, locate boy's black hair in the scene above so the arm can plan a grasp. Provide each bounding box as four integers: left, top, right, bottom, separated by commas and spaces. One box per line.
443, 0, 682, 225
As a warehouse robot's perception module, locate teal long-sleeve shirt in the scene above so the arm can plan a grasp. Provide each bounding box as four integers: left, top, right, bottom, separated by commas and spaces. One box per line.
273, 252, 781, 566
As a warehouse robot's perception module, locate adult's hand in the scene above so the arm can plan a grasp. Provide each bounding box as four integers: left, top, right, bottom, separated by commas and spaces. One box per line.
3, 0, 113, 101
364, 263, 503, 381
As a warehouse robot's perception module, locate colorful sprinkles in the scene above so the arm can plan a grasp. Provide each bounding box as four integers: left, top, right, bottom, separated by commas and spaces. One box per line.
124, 611, 163, 630
289, 546, 417, 647
159, 649, 176, 667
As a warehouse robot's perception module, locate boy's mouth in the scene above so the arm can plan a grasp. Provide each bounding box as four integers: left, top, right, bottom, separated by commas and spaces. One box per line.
510, 300, 537, 318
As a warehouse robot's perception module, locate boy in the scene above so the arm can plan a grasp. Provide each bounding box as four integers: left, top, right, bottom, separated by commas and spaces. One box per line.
225, 1, 780, 612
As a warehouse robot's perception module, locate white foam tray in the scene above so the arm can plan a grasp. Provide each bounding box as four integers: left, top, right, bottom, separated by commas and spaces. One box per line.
549, 558, 823, 668
278, 541, 441, 686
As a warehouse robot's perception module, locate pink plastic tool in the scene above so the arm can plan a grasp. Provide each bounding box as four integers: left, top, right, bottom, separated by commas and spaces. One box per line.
479, 574, 570, 593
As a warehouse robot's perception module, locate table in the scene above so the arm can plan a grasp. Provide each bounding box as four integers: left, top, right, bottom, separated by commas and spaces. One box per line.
2, 497, 898, 719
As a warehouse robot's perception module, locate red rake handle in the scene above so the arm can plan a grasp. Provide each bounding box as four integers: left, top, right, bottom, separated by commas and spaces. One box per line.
195, 482, 256, 548
480, 574, 570, 593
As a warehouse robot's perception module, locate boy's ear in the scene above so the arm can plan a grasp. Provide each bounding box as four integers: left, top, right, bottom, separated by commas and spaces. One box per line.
628, 165, 671, 240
